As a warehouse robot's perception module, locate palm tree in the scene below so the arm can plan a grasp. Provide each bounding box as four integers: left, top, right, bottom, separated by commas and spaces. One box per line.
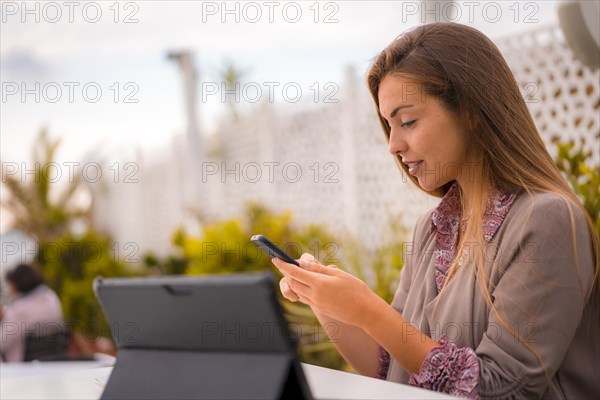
1, 128, 89, 243
217, 60, 248, 121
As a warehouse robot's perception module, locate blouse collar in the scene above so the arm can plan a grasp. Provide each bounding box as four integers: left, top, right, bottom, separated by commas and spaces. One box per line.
431, 181, 518, 291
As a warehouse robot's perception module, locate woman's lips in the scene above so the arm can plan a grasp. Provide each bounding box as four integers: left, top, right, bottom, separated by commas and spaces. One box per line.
406, 160, 423, 175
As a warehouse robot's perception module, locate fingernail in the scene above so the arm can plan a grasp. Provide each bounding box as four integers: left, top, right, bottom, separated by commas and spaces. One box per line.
299, 259, 308, 268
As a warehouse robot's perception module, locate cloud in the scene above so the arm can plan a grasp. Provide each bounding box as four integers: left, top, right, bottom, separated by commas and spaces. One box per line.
1, 50, 49, 79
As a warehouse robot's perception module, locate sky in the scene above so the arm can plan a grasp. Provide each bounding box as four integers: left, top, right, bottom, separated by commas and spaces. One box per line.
0, 0, 562, 232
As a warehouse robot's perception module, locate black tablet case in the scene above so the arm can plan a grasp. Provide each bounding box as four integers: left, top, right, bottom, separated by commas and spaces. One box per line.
94, 272, 313, 399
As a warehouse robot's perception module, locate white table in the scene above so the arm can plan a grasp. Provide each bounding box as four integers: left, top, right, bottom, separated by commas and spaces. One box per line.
0, 362, 456, 399
0, 360, 112, 379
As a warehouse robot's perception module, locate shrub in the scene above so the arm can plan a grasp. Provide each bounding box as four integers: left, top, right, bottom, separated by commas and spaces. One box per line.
553, 138, 600, 236
36, 230, 140, 337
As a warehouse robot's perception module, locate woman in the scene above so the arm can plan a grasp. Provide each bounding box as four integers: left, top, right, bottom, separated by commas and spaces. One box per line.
0, 263, 64, 362
273, 23, 599, 399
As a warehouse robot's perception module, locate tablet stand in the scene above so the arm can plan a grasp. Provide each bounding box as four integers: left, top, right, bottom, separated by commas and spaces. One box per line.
101, 348, 312, 399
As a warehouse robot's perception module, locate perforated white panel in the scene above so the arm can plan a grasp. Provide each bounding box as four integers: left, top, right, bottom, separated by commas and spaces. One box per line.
496, 25, 600, 163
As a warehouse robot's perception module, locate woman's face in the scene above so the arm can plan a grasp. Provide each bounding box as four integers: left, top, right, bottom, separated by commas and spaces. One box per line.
378, 74, 472, 192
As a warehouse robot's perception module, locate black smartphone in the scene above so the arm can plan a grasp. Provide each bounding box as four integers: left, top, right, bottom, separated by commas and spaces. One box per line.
251, 234, 300, 267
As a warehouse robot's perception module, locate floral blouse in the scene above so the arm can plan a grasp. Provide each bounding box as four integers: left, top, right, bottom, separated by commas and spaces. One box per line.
376, 182, 518, 398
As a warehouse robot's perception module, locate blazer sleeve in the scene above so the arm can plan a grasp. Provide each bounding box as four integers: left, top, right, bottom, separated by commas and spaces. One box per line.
475, 195, 595, 399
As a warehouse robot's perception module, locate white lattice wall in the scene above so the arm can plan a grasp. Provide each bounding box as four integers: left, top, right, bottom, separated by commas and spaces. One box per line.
496, 25, 600, 163
200, 67, 436, 251
91, 23, 600, 256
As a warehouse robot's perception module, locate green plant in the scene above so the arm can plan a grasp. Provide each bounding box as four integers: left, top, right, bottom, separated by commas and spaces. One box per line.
1, 129, 89, 243
553, 138, 600, 236
216, 59, 248, 121
142, 251, 188, 276
36, 230, 140, 337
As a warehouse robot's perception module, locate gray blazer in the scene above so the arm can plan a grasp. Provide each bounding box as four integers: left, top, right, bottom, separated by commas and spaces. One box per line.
386, 191, 599, 399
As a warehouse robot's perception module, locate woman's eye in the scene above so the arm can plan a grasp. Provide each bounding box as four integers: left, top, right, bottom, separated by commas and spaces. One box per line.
401, 120, 416, 128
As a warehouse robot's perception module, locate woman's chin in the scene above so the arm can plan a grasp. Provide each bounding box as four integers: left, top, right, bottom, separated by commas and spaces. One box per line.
417, 178, 436, 192
418, 178, 449, 193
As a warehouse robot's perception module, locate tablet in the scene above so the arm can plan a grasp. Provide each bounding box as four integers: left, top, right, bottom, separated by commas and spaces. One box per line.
94, 271, 312, 399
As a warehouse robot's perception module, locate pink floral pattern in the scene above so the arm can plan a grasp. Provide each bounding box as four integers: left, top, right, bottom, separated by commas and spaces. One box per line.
431, 182, 463, 291
376, 181, 518, 398
409, 336, 480, 399
431, 182, 517, 291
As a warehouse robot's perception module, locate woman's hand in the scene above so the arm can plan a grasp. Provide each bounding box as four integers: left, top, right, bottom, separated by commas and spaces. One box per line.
273, 253, 386, 328
278, 253, 315, 303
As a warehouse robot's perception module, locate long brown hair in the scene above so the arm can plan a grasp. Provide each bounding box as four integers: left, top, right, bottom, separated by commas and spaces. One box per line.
367, 21, 599, 371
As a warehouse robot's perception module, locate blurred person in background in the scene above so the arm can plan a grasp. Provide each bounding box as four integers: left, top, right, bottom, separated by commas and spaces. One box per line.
273, 22, 599, 399
0, 263, 64, 362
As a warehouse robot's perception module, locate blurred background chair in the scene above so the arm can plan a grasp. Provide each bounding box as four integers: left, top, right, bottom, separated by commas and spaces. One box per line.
24, 328, 70, 362
23, 327, 95, 362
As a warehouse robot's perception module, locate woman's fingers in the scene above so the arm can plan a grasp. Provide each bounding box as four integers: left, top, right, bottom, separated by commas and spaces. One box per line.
298, 259, 340, 276
274, 256, 337, 280
298, 253, 338, 275
280, 277, 315, 306
280, 278, 299, 302
272, 258, 314, 285
299, 253, 316, 263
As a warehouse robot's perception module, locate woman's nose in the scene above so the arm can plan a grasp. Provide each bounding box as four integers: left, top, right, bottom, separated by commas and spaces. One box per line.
388, 129, 408, 155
